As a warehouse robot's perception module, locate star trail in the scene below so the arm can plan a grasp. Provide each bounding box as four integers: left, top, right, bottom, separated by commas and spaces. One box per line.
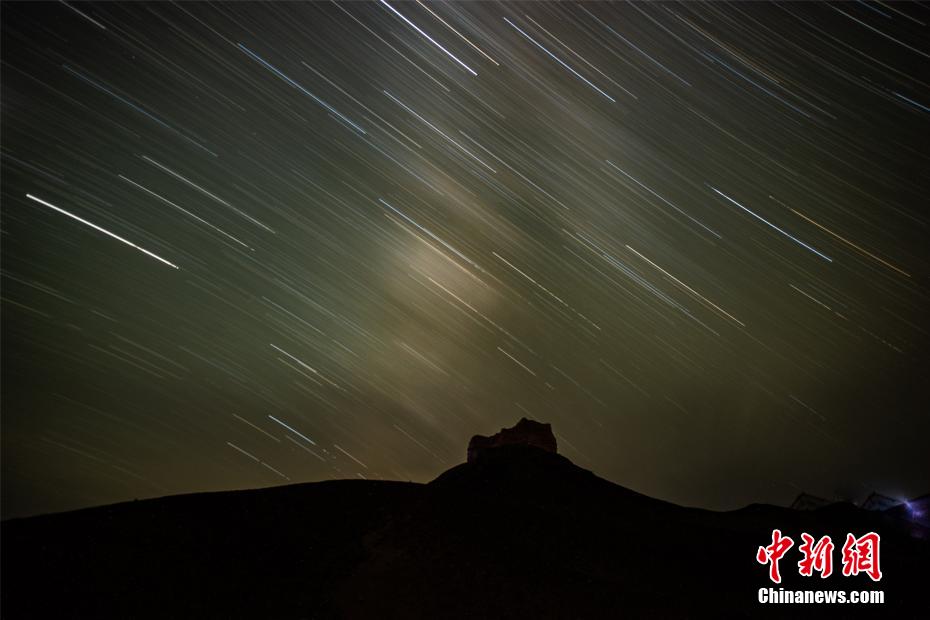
2, 1, 928, 519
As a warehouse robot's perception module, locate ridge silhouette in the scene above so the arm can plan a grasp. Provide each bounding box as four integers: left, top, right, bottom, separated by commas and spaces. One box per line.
2, 419, 928, 619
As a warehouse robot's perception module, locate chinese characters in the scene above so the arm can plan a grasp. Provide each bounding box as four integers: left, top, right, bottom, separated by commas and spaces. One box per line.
756, 530, 881, 583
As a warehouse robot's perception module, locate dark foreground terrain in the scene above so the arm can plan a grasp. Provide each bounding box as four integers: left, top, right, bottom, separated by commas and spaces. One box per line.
3, 426, 928, 619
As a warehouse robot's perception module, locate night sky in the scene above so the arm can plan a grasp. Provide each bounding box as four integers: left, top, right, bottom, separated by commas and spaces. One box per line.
2, 1, 928, 520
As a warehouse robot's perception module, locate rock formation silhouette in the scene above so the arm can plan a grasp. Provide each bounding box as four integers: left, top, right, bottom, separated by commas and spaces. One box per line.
467, 417, 558, 462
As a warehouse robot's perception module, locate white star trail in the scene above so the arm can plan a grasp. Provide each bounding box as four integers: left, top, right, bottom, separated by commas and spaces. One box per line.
26, 194, 180, 269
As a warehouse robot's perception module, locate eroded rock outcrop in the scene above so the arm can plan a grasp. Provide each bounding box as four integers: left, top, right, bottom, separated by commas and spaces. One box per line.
467, 417, 557, 463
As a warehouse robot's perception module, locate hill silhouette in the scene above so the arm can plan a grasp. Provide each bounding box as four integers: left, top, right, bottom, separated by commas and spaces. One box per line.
2, 419, 928, 618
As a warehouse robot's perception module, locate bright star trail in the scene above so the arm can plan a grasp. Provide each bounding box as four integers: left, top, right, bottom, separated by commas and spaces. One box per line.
25, 194, 180, 270
2, 2, 928, 519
